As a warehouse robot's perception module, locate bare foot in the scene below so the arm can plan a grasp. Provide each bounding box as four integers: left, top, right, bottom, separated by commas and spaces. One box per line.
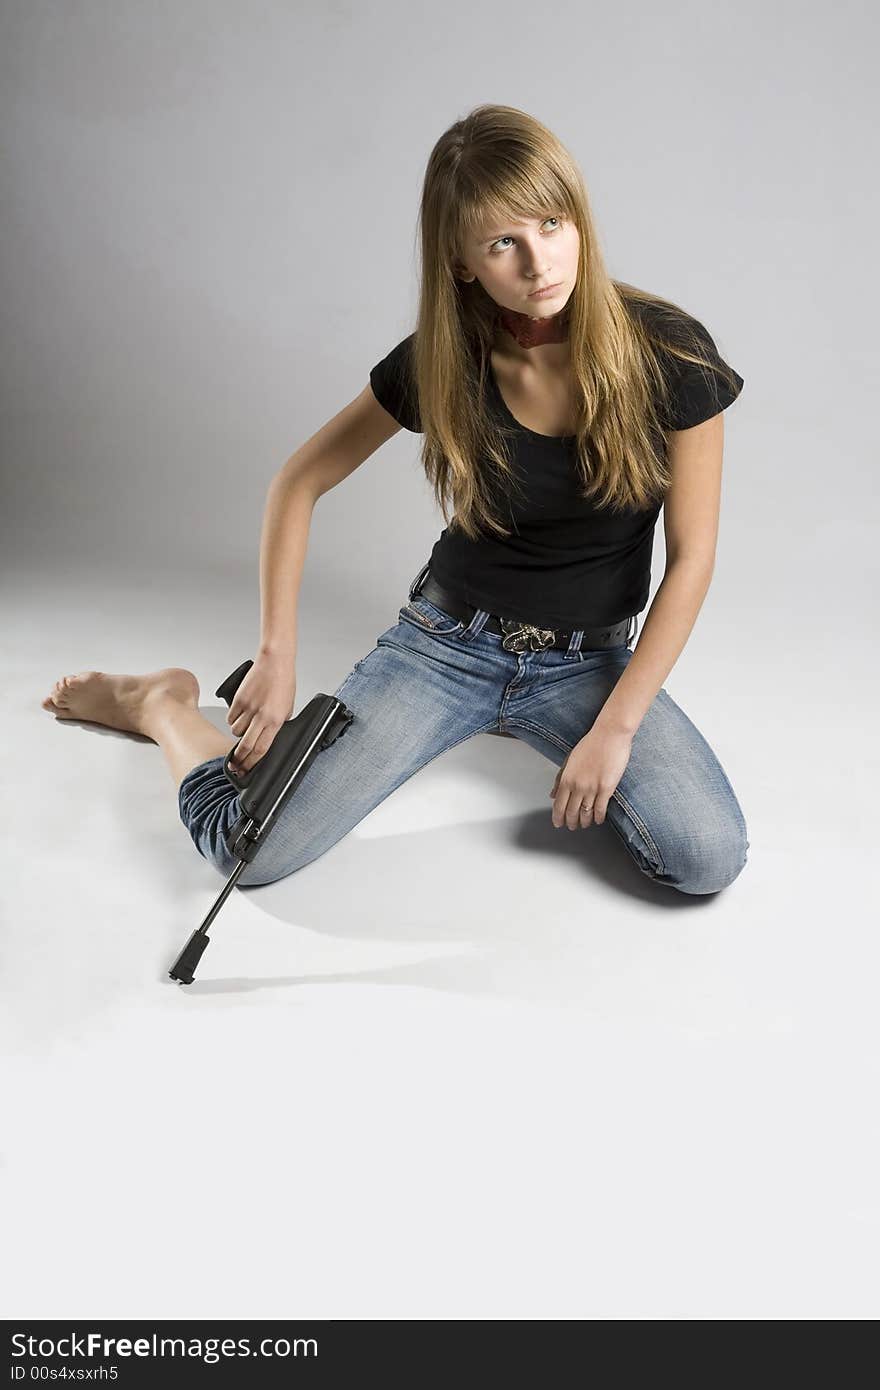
40, 667, 200, 739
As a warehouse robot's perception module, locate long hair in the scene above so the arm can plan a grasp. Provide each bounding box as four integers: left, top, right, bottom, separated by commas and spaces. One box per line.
412, 103, 741, 541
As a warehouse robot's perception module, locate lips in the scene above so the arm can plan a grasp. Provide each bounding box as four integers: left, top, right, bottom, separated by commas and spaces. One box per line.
528, 282, 561, 297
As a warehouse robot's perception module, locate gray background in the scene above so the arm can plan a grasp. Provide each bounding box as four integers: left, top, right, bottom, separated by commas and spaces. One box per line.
3, 0, 878, 1320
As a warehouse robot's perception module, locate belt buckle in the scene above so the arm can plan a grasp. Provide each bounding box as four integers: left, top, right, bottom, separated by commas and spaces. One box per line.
500, 617, 557, 653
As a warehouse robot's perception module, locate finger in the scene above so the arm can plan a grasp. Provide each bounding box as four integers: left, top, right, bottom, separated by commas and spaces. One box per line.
578, 800, 595, 828
230, 745, 249, 773
566, 794, 593, 829
241, 729, 274, 770
593, 799, 608, 826
237, 736, 267, 772
559, 789, 579, 829
231, 723, 256, 766
236, 721, 280, 772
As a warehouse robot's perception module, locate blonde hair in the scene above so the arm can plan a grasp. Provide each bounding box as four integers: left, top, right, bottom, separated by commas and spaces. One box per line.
411, 103, 741, 541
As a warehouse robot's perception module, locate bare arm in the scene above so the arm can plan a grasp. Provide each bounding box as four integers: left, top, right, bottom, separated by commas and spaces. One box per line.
593, 411, 724, 736
549, 412, 728, 827
257, 476, 316, 658
258, 382, 402, 657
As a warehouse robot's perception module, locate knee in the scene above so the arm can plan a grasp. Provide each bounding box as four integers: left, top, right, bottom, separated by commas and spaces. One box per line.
673, 823, 750, 896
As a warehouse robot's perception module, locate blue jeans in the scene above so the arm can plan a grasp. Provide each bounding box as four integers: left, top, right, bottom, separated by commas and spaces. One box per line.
178, 578, 749, 894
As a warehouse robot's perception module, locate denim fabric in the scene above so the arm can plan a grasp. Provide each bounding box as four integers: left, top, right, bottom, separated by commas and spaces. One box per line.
178, 585, 749, 894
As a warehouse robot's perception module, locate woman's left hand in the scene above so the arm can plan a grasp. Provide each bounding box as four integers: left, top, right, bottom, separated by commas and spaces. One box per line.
549, 724, 634, 829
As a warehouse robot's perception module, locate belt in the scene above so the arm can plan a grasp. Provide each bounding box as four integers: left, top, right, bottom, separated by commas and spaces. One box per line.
415, 569, 635, 653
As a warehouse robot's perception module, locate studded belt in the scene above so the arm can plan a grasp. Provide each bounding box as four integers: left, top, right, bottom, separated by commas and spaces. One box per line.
415, 569, 636, 653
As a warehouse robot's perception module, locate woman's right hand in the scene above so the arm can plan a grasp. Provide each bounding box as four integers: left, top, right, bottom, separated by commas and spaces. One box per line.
226, 651, 297, 775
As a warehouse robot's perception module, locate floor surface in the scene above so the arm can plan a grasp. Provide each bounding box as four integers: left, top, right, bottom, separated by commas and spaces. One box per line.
3, 562, 877, 1319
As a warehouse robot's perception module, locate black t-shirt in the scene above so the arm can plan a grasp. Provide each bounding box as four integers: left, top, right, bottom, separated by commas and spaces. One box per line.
369, 301, 744, 629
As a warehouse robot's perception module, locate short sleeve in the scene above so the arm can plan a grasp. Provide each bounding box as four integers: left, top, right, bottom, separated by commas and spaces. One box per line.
661, 315, 744, 431
369, 333, 422, 433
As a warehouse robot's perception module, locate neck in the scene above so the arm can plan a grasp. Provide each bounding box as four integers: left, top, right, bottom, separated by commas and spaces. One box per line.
497, 302, 570, 350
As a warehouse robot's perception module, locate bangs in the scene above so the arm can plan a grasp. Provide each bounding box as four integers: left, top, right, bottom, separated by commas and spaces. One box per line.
456, 164, 572, 245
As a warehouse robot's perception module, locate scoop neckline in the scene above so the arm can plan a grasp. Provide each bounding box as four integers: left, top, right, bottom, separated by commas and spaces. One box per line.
486, 356, 576, 443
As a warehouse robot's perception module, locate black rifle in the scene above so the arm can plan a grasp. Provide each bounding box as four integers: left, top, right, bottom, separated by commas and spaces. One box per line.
168, 661, 354, 985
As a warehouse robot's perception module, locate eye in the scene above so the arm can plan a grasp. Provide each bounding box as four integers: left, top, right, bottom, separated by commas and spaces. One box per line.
489, 217, 563, 254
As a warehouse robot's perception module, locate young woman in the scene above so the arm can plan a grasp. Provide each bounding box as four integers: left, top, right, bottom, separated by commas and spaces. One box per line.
41, 104, 748, 895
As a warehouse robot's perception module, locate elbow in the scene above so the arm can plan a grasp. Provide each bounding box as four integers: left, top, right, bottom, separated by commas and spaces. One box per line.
664, 553, 715, 586
270, 455, 322, 503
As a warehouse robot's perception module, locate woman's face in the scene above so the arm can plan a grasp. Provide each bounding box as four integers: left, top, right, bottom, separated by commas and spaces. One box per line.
455, 212, 580, 319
